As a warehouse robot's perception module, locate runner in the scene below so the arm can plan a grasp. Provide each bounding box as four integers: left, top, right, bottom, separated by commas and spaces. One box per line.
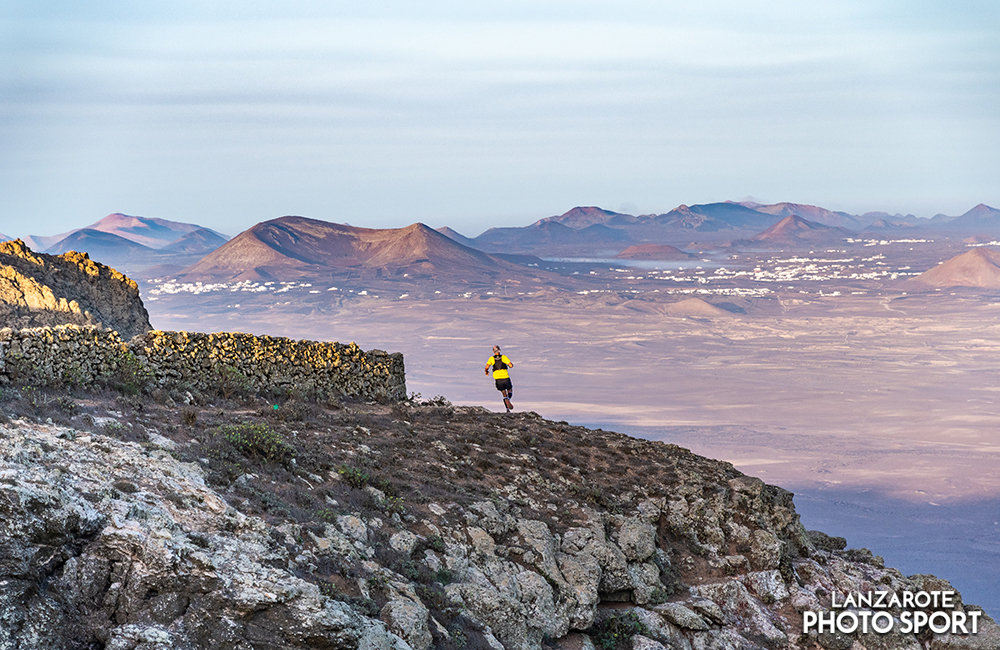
485, 345, 515, 412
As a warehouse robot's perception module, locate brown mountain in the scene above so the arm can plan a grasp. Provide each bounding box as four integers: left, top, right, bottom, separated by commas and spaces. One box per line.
614, 244, 692, 260
83, 213, 221, 248
0, 239, 151, 338
735, 215, 853, 248
180, 216, 549, 284
913, 248, 1000, 288
739, 201, 864, 228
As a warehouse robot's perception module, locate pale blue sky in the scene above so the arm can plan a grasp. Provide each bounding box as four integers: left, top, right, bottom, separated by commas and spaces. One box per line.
1, 1, 998, 238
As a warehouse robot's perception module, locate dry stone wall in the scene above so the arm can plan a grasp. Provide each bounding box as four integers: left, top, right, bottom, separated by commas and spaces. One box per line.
0, 325, 406, 402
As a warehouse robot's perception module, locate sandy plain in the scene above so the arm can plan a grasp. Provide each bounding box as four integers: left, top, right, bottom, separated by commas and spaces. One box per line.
143, 249, 1000, 613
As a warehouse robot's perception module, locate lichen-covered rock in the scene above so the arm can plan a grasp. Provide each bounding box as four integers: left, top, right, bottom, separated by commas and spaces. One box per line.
0, 420, 407, 650
743, 570, 790, 603
631, 634, 668, 650
618, 518, 657, 562
692, 581, 788, 648
0, 239, 151, 338
653, 603, 710, 631
381, 599, 432, 650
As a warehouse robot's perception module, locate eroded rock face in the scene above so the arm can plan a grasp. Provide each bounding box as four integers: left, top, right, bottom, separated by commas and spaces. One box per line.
0, 420, 407, 650
0, 240, 151, 339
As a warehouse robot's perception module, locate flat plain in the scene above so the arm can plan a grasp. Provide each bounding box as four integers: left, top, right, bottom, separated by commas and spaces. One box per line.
143, 241, 1000, 613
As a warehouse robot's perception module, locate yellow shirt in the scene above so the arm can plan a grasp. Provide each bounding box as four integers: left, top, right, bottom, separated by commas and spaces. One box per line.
486, 354, 513, 379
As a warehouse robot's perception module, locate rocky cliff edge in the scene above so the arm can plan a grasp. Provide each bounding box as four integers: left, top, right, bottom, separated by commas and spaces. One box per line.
0, 392, 996, 650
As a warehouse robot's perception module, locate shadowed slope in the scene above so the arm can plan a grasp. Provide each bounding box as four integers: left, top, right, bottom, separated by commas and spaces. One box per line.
535, 206, 636, 228
46, 229, 155, 257
83, 213, 216, 248
472, 219, 629, 253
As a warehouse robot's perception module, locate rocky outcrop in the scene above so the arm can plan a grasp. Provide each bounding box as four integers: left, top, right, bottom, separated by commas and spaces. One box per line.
0, 239, 151, 339
0, 419, 408, 650
0, 405, 994, 650
0, 325, 406, 402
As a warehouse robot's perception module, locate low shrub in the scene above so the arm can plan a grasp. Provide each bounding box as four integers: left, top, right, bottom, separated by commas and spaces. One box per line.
587, 612, 649, 650
215, 422, 293, 464
107, 350, 155, 395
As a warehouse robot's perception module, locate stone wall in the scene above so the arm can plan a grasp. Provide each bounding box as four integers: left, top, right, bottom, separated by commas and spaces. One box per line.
0, 325, 406, 402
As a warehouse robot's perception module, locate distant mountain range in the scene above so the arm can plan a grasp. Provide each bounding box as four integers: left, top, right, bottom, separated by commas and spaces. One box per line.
8, 201, 1000, 279
436, 202, 1000, 256
8, 214, 230, 275
23, 213, 228, 252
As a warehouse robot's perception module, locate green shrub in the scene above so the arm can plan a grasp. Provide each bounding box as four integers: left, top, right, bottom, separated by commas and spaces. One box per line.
337, 465, 370, 489
109, 350, 155, 395
425, 534, 447, 553
382, 495, 405, 515
215, 365, 253, 399
215, 423, 293, 463
587, 612, 649, 650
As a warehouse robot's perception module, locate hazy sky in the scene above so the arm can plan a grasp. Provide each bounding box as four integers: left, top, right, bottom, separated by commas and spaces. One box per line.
2, 1, 998, 238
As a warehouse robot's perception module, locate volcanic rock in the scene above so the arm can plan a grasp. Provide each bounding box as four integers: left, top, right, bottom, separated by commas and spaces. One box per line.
0, 239, 151, 338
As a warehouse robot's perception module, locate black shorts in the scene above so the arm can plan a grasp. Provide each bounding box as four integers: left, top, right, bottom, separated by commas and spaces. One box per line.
494, 378, 512, 392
